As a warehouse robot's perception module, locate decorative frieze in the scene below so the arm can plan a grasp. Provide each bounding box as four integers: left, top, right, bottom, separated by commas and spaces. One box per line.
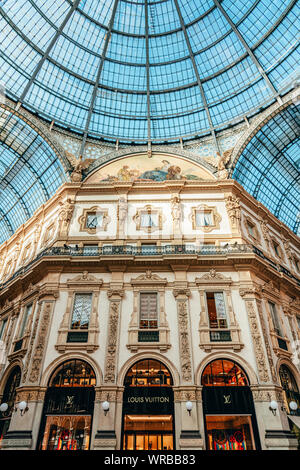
29, 301, 54, 383
173, 289, 193, 383
256, 300, 277, 384
104, 290, 124, 384
241, 297, 270, 383
22, 302, 42, 384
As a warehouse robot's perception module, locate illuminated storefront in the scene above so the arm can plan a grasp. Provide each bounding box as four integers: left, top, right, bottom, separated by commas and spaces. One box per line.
37, 359, 96, 450
122, 359, 175, 450
201, 359, 261, 450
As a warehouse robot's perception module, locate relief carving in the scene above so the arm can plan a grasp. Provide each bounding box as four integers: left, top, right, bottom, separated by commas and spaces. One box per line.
58, 198, 75, 237
104, 292, 123, 383
29, 302, 53, 383
245, 300, 270, 383
174, 294, 192, 383
225, 195, 241, 232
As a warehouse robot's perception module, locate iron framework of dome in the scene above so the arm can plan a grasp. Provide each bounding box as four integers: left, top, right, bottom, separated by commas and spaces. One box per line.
0, 0, 299, 146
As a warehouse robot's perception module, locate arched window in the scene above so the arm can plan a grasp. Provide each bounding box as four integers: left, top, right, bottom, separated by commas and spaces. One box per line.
201, 359, 249, 386
1, 366, 21, 407
0, 366, 21, 442
124, 359, 173, 387
49, 359, 96, 387
279, 365, 300, 414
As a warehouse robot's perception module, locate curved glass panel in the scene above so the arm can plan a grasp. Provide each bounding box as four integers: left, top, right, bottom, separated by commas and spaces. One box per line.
124, 359, 173, 387
49, 359, 96, 387
201, 359, 249, 386
233, 104, 300, 235
0, 0, 298, 143
0, 110, 66, 244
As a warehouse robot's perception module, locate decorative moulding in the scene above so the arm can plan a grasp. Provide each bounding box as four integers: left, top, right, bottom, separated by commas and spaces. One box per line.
132, 205, 164, 233
78, 206, 110, 234
195, 269, 232, 285
131, 270, 168, 286
190, 204, 222, 232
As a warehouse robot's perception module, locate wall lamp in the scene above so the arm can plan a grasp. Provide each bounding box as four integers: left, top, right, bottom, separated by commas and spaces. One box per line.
269, 400, 278, 416
289, 401, 298, 412
15, 401, 29, 416
102, 393, 110, 416
186, 401, 193, 416
0, 402, 9, 417
102, 401, 110, 416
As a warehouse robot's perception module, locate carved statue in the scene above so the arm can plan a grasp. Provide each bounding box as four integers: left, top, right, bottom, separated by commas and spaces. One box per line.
225, 195, 241, 231
203, 148, 233, 180
118, 197, 128, 237
65, 151, 95, 182
171, 196, 181, 221
58, 198, 75, 237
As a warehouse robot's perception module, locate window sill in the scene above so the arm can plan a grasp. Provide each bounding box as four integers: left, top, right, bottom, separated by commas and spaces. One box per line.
199, 327, 243, 352
55, 342, 99, 353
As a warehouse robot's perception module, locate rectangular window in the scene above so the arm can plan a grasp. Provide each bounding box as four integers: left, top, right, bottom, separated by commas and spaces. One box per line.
273, 241, 280, 257
140, 212, 158, 228
140, 293, 158, 329
0, 319, 7, 340
19, 304, 33, 338
85, 212, 103, 230
71, 293, 93, 330
206, 292, 228, 329
247, 222, 255, 238
268, 301, 282, 336
196, 211, 213, 226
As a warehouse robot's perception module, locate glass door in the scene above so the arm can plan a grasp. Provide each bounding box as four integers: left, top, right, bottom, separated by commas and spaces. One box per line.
123, 415, 174, 450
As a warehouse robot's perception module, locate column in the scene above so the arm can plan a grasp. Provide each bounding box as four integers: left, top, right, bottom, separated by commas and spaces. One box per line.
93, 286, 124, 450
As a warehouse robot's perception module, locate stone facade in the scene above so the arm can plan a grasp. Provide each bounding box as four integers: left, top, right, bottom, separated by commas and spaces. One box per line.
0, 154, 299, 451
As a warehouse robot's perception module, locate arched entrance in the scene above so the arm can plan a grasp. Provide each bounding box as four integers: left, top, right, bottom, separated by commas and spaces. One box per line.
122, 359, 175, 450
37, 359, 96, 450
201, 359, 260, 450
0, 366, 21, 444
279, 365, 300, 415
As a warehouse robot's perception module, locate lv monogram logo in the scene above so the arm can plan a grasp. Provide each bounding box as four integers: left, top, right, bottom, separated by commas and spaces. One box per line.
223, 394, 231, 404
66, 395, 74, 406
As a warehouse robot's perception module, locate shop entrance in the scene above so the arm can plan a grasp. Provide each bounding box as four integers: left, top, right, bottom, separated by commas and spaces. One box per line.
122, 359, 175, 450
37, 359, 96, 450
201, 359, 261, 450
123, 415, 173, 450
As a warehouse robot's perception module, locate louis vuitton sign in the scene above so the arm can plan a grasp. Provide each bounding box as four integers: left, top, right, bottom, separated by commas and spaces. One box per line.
123, 387, 173, 414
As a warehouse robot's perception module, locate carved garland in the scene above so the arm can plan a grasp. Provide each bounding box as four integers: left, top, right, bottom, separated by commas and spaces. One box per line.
104, 290, 124, 384
241, 296, 270, 383
29, 301, 53, 383
173, 289, 193, 383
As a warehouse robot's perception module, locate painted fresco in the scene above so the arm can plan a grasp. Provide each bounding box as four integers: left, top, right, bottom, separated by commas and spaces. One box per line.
86, 154, 214, 183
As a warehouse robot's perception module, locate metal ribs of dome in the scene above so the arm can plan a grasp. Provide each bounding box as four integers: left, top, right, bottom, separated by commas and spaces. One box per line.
0, 0, 299, 146
233, 103, 300, 235
0, 109, 66, 245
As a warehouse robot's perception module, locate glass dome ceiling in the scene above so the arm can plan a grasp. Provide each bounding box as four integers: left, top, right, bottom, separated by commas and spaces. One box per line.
0, 109, 66, 244
233, 103, 300, 235
0, 0, 299, 145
